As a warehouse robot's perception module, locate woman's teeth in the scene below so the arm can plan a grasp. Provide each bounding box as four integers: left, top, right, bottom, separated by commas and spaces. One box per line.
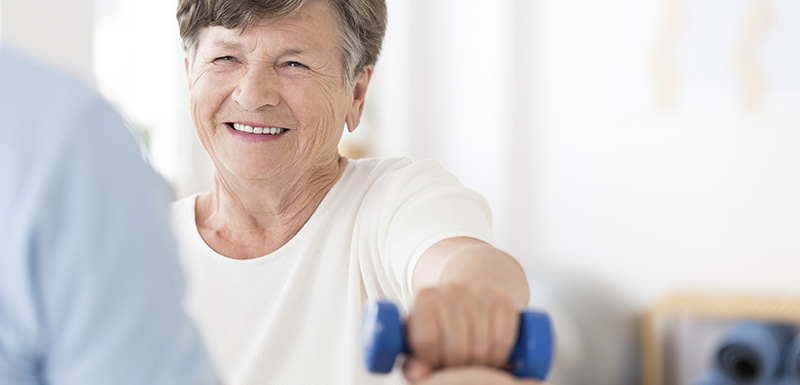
231, 123, 286, 135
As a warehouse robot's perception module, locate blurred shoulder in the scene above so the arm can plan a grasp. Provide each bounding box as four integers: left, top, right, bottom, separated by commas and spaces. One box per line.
0, 48, 135, 154
0, 48, 96, 111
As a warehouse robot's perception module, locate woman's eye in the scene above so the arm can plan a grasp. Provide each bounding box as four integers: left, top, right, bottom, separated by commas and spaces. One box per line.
214, 56, 237, 63
286, 61, 307, 68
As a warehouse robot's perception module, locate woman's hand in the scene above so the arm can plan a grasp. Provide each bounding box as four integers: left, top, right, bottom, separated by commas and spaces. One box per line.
405, 365, 542, 385
403, 283, 520, 381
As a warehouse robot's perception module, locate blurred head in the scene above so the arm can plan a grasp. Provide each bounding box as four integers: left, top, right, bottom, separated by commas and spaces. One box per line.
177, 0, 386, 87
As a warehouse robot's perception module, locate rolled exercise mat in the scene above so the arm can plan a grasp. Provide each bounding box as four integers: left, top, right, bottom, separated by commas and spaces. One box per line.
695, 370, 732, 385
697, 322, 795, 385
779, 334, 800, 385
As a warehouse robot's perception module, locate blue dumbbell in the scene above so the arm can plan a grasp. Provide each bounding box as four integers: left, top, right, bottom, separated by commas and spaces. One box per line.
361, 300, 554, 380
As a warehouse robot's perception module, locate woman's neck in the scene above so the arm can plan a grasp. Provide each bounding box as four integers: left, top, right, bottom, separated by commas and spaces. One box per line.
196, 155, 348, 259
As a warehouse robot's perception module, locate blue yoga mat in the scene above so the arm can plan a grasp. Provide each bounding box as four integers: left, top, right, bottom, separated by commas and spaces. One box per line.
696, 322, 795, 385
780, 334, 800, 385
696, 370, 732, 385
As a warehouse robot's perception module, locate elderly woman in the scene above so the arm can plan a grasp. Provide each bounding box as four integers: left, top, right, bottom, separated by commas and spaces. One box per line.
172, 0, 538, 384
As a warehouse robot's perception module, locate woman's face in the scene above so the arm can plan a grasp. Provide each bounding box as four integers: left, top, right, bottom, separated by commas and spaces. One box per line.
186, 2, 367, 182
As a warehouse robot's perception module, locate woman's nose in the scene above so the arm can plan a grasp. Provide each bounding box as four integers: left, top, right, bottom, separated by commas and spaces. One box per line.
233, 66, 281, 111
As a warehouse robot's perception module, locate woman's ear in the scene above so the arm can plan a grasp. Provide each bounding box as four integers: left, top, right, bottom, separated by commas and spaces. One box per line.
185, 57, 192, 90
345, 65, 374, 133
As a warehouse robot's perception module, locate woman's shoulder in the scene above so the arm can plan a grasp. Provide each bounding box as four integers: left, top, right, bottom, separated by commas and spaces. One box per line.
346, 156, 409, 172
344, 157, 463, 200
346, 157, 449, 180
171, 192, 201, 210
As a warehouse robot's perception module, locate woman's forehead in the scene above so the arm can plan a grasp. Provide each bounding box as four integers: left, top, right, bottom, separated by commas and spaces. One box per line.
198, 3, 338, 53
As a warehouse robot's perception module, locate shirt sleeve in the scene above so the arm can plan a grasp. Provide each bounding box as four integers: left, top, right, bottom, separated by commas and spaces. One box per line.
358, 159, 495, 310
30, 93, 216, 385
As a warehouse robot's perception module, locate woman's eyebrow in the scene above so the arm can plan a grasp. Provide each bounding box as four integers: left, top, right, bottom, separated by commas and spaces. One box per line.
209, 39, 306, 57
211, 39, 243, 51
279, 48, 306, 56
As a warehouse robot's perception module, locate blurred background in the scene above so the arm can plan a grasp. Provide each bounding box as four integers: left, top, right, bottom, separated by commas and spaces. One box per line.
2, 0, 799, 384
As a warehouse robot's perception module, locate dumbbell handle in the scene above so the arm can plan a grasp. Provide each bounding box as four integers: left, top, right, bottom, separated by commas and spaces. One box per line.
361, 301, 553, 380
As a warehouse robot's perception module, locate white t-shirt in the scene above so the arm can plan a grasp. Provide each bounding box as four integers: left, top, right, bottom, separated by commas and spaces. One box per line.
171, 157, 494, 384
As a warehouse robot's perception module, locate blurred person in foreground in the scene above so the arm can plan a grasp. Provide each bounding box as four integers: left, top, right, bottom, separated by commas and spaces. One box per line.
173, 0, 542, 384
0, 47, 217, 384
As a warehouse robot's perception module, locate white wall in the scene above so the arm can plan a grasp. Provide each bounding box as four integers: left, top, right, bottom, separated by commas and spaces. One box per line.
368, 0, 800, 309
526, 0, 800, 307
0, 0, 94, 83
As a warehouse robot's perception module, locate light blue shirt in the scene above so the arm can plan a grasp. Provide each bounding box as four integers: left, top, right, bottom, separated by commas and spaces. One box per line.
0, 48, 216, 384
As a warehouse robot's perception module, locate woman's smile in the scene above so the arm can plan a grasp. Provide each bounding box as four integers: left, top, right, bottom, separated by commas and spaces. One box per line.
225, 122, 289, 142
229, 123, 287, 135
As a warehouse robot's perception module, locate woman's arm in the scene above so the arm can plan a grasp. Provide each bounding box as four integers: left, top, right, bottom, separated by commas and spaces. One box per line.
408, 365, 541, 385
413, 237, 530, 306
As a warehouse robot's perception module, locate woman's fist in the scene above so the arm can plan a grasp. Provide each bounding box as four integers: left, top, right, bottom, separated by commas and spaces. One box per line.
404, 283, 520, 380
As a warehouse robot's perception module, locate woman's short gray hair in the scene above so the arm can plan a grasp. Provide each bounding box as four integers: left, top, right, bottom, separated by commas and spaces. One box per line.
177, 0, 387, 86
